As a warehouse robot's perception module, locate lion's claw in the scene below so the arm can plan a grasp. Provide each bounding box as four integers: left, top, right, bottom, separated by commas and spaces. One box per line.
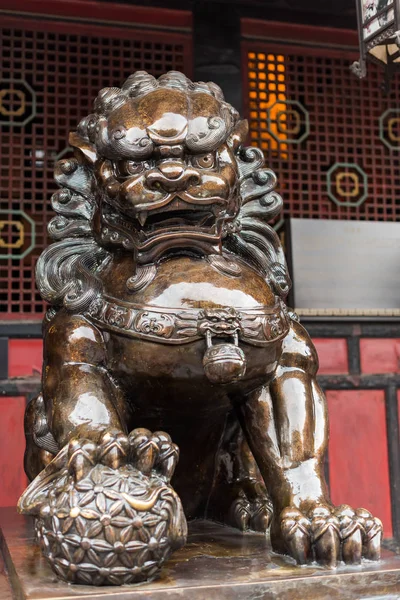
152, 431, 179, 481
128, 429, 179, 482
309, 506, 340, 568
230, 494, 252, 530
98, 429, 129, 469
250, 498, 273, 532
355, 507, 383, 561
128, 428, 158, 474
280, 507, 311, 564
334, 505, 362, 564
276, 503, 382, 566
67, 439, 97, 482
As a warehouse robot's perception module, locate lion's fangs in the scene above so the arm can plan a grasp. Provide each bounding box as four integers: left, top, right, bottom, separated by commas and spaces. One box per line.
137, 212, 148, 226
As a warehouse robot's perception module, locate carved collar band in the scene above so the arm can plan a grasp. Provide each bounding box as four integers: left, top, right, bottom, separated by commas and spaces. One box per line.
85, 295, 290, 347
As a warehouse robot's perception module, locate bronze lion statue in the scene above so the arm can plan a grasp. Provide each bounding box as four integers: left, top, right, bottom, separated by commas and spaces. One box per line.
19, 71, 382, 586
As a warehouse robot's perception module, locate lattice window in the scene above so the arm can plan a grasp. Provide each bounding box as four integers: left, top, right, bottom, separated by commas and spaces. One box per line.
245, 46, 400, 228
249, 53, 288, 158
0, 23, 191, 319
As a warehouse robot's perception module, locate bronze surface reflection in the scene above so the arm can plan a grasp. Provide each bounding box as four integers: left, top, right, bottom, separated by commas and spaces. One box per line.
19, 71, 382, 586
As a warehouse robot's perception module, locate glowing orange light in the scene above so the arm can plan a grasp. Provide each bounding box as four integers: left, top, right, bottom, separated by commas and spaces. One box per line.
248, 52, 288, 158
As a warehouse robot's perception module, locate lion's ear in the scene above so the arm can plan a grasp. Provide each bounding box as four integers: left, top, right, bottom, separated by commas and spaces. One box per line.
227, 119, 249, 152
69, 132, 97, 165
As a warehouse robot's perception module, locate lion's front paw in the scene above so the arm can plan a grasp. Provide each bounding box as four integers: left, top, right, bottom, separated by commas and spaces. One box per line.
274, 503, 382, 568
19, 428, 187, 586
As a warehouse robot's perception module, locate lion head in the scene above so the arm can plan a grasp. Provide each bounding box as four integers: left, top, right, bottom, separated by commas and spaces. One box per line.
36, 71, 290, 313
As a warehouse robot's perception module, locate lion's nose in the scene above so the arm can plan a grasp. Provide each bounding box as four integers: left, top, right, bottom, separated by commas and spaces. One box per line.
158, 162, 184, 180
146, 162, 200, 192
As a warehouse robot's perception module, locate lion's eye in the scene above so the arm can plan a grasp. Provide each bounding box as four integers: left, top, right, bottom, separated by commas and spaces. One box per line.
118, 160, 145, 177
193, 153, 215, 169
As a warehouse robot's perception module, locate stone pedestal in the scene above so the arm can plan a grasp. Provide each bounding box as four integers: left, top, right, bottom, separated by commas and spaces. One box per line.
1, 508, 399, 600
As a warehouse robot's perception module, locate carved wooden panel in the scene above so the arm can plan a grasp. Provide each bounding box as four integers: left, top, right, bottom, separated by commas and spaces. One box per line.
243, 35, 400, 230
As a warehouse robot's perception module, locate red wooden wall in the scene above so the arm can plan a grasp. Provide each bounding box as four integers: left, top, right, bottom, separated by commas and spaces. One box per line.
315, 332, 399, 539
0, 396, 26, 507
327, 389, 392, 538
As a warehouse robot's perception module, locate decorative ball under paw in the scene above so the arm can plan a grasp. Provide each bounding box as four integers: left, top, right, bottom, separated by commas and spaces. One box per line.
20, 429, 187, 586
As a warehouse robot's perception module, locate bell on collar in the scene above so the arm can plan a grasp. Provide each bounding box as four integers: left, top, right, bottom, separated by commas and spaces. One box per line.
203, 342, 246, 384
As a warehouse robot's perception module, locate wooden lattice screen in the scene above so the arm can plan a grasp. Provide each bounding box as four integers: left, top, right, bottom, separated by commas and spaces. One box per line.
0, 12, 192, 319
243, 23, 400, 230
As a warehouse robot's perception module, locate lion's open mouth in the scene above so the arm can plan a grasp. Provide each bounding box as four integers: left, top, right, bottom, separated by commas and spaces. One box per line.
134, 196, 225, 239
137, 208, 216, 232
127, 195, 230, 253
132, 194, 227, 238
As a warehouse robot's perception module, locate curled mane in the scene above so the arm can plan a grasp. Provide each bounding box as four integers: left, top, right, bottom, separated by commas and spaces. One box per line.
224, 145, 291, 298
35, 154, 109, 312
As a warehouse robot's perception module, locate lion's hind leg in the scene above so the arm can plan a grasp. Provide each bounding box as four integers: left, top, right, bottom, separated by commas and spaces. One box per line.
208, 409, 272, 533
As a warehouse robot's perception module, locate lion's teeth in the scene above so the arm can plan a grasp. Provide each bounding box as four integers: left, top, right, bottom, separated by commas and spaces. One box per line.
137, 212, 148, 226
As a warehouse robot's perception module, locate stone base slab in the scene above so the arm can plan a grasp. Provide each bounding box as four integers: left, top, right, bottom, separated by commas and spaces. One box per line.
1, 508, 399, 600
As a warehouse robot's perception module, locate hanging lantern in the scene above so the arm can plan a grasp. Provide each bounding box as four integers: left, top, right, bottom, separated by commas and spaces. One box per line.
352, 0, 400, 91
